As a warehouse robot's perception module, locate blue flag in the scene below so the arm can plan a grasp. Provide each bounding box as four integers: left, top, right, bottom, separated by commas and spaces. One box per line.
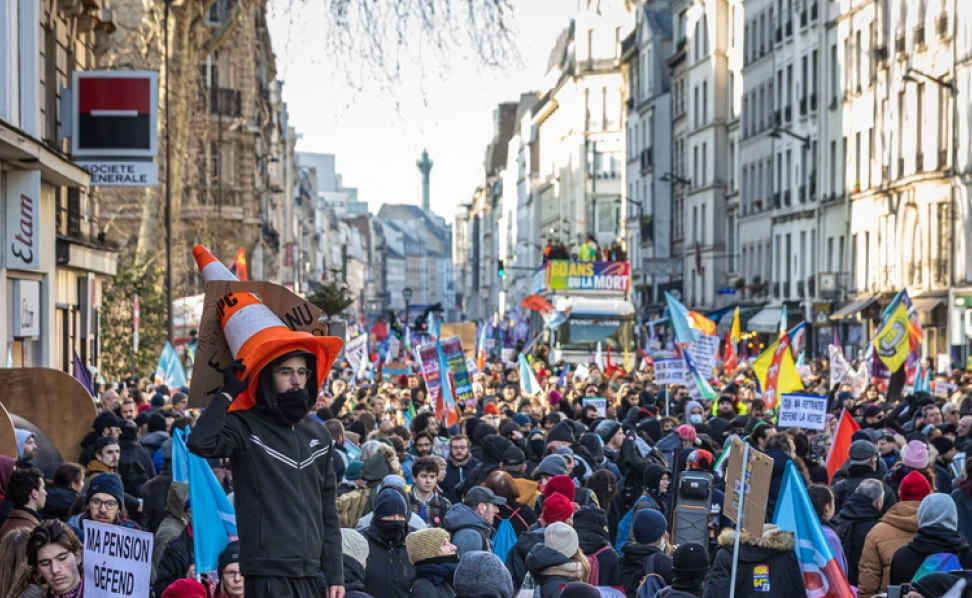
155, 342, 188, 388
171, 427, 190, 484
518, 353, 542, 395
436, 341, 456, 409
188, 447, 238, 574
558, 363, 569, 387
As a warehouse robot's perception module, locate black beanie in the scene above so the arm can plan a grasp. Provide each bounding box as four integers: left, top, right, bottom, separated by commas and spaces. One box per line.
560, 583, 601, 598
672, 542, 709, 576
913, 572, 966, 598
548, 421, 575, 444
218, 541, 240, 572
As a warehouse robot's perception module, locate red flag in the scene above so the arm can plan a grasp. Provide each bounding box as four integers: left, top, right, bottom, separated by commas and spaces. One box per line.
826, 410, 861, 482
723, 330, 738, 374
229, 247, 248, 281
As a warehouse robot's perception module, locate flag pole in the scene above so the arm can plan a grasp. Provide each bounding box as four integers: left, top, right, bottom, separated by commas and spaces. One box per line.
728, 443, 750, 598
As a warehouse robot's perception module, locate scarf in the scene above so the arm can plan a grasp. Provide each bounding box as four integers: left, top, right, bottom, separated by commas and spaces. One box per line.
450, 453, 472, 468
415, 555, 459, 585
49, 582, 84, 598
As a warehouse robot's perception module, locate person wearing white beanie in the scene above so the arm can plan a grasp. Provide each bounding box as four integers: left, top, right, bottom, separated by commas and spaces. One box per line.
525, 522, 590, 598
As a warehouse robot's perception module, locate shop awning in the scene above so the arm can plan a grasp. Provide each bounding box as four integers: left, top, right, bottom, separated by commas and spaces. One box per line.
830, 295, 877, 320
747, 305, 783, 333
912, 296, 945, 313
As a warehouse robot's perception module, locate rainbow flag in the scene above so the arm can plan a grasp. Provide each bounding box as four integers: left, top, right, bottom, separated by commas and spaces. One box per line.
774, 460, 854, 598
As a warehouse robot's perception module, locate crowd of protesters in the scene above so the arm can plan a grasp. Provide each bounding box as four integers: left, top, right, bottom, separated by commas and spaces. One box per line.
5, 351, 972, 598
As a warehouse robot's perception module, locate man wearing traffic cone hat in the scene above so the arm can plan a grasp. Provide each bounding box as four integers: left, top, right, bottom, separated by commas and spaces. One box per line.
187, 245, 346, 598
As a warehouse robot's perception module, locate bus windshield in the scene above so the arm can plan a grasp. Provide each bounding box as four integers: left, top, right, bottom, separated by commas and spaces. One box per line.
555, 316, 635, 352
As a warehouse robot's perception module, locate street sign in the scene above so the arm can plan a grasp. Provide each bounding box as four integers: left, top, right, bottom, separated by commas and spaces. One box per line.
71, 71, 158, 158
717, 287, 737, 295
77, 161, 158, 186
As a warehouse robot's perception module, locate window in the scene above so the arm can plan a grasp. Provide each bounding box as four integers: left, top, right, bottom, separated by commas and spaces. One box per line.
702, 81, 708, 124
830, 140, 837, 195
729, 72, 735, 117
694, 86, 699, 127
916, 82, 925, 169
702, 142, 707, 185
729, 141, 736, 191
830, 44, 838, 103
855, 30, 862, 91
693, 205, 698, 243
693, 145, 699, 185
855, 131, 861, 186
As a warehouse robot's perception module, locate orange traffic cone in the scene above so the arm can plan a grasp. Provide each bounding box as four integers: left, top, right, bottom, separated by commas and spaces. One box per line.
193, 244, 343, 411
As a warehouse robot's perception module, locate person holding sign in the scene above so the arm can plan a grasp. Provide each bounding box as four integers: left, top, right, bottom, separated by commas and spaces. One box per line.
187, 245, 344, 598
25, 520, 84, 598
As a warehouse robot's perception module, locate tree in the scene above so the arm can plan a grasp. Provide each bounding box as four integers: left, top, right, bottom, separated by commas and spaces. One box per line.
100, 254, 168, 381
307, 269, 357, 319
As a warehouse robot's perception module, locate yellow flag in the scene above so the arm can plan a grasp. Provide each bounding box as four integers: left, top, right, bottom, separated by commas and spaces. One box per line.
751, 334, 804, 411
730, 307, 741, 343
873, 302, 910, 372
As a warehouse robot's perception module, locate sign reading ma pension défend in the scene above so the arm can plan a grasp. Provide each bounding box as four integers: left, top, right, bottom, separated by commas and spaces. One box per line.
546, 260, 631, 293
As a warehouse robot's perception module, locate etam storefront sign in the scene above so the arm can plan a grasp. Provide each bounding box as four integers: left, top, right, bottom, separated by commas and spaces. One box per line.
5, 171, 41, 270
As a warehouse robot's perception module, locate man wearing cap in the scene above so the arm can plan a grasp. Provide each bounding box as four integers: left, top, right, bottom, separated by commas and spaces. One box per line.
67, 472, 140, 538
79, 411, 124, 465
442, 486, 503, 556
833, 439, 897, 514
501, 447, 540, 507
658, 543, 708, 598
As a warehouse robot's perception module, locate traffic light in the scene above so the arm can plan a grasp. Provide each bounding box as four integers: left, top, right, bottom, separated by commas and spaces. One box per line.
497, 259, 506, 278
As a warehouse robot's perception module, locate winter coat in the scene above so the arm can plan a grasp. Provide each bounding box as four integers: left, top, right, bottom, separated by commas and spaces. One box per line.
616, 494, 666, 553
442, 503, 493, 556
820, 518, 848, 576
153, 527, 194, 597
952, 487, 972, 547
141, 466, 173, 533
889, 524, 972, 584
118, 436, 156, 498
507, 526, 545, 590
442, 457, 480, 504
573, 506, 620, 587
187, 393, 343, 585
38, 486, 79, 522
509, 473, 541, 507
525, 544, 588, 598
833, 493, 881, 585
493, 501, 538, 539
618, 543, 672, 598
0, 507, 40, 541
152, 481, 189, 577
344, 555, 376, 598
411, 557, 458, 598
764, 448, 794, 522
140, 430, 169, 456
857, 501, 920, 598
362, 524, 414, 598
704, 529, 805, 598
409, 488, 451, 528
833, 463, 897, 516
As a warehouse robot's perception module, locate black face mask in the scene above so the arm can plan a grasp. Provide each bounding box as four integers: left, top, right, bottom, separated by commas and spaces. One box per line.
376, 519, 406, 544
275, 388, 310, 425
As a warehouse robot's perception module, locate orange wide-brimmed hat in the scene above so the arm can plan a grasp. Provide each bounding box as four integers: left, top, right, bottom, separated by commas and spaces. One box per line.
192, 245, 343, 411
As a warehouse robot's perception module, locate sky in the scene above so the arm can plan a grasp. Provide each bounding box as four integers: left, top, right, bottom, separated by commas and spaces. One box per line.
266, 0, 576, 222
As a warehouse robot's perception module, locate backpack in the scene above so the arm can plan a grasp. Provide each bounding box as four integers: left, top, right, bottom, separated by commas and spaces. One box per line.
585, 545, 612, 586
637, 553, 668, 598
493, 508, 522, 563
912, 553, 962, 581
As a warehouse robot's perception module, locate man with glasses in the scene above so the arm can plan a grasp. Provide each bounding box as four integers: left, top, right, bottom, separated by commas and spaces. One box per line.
189, 351, 344, 598
67, 472, 141, 539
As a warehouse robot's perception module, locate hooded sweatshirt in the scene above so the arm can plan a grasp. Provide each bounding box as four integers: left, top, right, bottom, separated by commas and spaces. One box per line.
889, 494, 972, 584
573, 506, 620, 587
442, 503, 494, 556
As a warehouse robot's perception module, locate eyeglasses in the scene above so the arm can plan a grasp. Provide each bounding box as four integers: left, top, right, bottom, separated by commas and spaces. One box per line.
274, 367, 311, 380
223, 570, 243, 579
91, 498, 119, 510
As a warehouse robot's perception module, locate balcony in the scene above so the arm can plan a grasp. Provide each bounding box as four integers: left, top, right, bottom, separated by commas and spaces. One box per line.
799, 96, 807, 115
201, 87, 242, 117
916, 152, 924, 172
915, 25, 926, 48
938, 14, 950, 39
810, 92, 818, 111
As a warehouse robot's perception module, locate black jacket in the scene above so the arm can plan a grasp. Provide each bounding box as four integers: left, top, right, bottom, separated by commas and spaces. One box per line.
361, 524, 414, 598
187, 393, 343, 586
118, 436, 157, 498
705, 529, 805, 598
833, 493, 881, 585
38, 486, 79, 521
442, 458, 480, 504
154, 527, 194, 597
343, 555, 375, 598
833, 463, 897, 515
141, 466, 173, 533
574, 506, 620, 587
889, 524, 972, 584
507, 525, 545, 590
411, 557, 458, 598
619, 543, 672, 598
525, 544, 587, 598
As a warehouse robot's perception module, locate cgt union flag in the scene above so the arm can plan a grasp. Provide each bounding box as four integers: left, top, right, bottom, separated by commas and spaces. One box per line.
773, 461, 854, 598
78, 76, 152, 151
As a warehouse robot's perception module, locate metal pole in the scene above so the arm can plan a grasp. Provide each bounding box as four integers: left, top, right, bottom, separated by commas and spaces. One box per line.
728, 443, 751, 598
164, 0, 174, 344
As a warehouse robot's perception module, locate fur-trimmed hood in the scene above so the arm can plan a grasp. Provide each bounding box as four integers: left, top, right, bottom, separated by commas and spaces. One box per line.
361, 443, 401, 483
717, 528, 796, 552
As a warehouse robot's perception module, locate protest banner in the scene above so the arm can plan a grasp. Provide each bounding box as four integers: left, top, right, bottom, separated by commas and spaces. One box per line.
937, 353, 951, 374
441, 336, 474, 404
583, 397, 607, 418
83, 521, 154, 598
418, 344, 442, 406
935, 381, 957, 399
440, 323, 476, 360
344, 334, 368, 374
688, 335, 719, 375
777, 393, 828, 431
724, 438, 773, 537
654, 358, 685, 385
382, 361, 409, 382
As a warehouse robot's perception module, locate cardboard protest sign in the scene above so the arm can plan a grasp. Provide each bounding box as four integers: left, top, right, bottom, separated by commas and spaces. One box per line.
935, 381, 957, 399
654, 358, 685, 385
777, 393, 828, 431
84, 521, 154, 598
583, 397, 608, 418
688, 335, 719, 375
382, 362, 409, 381
440, 323, 476, 359
441, 336, 474, 404
419, 344, 442, 406
189, 281, 329, 408
723, 438, 773, 537
345, 334, 368, 374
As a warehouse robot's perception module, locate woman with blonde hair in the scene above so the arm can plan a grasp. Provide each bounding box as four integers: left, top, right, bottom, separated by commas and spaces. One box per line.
525, 522, 590, 598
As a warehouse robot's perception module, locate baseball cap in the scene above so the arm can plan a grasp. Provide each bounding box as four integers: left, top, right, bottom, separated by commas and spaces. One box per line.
464, 486, 507, 507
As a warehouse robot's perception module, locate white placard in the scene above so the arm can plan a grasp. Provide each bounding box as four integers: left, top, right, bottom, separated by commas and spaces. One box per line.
344, 334, 368, 373
583, 397, 607, 417
12, 279, 40, 337
777, 393, 828, 430
689, 335, 720, 375
77, 161, 158, 186
937, 353, 951, 374
654, 358, 686, 385
935, 381, 957, 399
5, 170, 41, 270
83, 521, 154, 598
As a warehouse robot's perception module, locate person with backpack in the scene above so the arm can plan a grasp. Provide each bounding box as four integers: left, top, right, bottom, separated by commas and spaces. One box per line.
483, 471, 537, 564
506, 493, 575, 592
525, 522, 590, 598
833, 479, 883, 587
655, 543, 708, 598
443, 487, 502, 556
573, 506, 619, 587
407, 528, 459, 598
889, 493, 972, 583
616, 464, 670, 552
619, 509, 672, 598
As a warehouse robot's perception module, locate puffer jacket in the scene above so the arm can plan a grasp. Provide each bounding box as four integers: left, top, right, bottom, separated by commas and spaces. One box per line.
411, 556, 458, 598
525, 544, 588, 598
857, 500, 920, 598
442, 503, 493, 556
362, 523, 414, 598
118, 433, 156, 498
704, 528, 805, 598
573, 506, 619, 587
833, 493, 881, 585
38, 486, 79, 521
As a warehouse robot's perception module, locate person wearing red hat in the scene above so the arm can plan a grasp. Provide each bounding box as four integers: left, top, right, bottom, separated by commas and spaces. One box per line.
161, 578, 209, 598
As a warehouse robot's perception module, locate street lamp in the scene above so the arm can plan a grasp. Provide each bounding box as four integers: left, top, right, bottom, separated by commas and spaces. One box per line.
903, 67, 957, 94
402, 287, 413, 326
769, 127, 811, 148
